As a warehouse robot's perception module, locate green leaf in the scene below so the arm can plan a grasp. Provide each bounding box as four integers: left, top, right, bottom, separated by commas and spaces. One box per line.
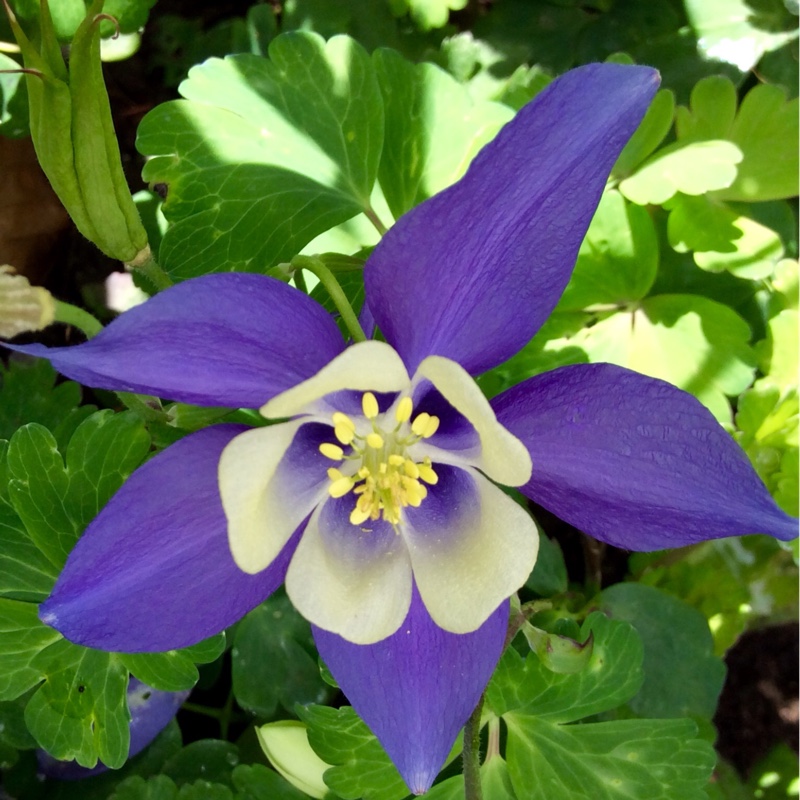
232, 763, 310, 800
684, 0, 798, 72
0, 598, 61, 701
7, 412, 150, 570
558, 190, 658, 311
0, 52, 29, 138
677, 79, 799, 202
373, 47, 513, 220
137, 32, 384, 280
573, 294, 757, 422
600, 583, 726, 719
110, 774, 180, 800
504, 715, 715, 800
232, 594, 330, 717
298, 705, 410, 800
389, 0, 467, 31
619, 140, 743, 206
486, 612, 643, 722
119, 634, 225, 693
63, 411, 151, 531
759, 309, 798, 392
7, 425, 80, 570
667, 195, 784, 279
0, 358, 92, 450
162, 740, 240, 788
612, 89, 675, 179
0, 441, 58, 601
25, 639, 130, 768
0, 599, 160, 771
424, 753, 517, 799
717, 84, 799, 202
674, 76, 738, 142
525, 533, 568, 597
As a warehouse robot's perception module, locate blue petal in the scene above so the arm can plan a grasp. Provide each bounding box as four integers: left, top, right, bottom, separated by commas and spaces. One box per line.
39, 425, 302, 651
313, 588, 508, 794
365, 63, 659, 375
492, 363, 798, 549
5, 274, 344, 408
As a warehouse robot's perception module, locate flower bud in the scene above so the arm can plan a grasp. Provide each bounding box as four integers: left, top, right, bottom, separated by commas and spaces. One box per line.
256, 721, 332, 799
0, 265, 55, 337
2, 0, 148, 263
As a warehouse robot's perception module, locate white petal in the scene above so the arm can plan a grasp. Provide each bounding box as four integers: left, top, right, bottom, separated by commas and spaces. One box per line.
286, 499, 413, 644
404, 467, 539, 634
413, 355, 532, 486
219, 422, 328, 574
260, 340, 410, 420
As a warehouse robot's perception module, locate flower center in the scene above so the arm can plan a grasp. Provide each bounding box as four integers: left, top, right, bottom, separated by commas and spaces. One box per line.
319, 392, 440, 527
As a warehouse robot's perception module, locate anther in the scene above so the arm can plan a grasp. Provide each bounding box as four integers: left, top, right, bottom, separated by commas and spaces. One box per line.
418, 461, 438, 484
362, 392, 379, 419
329, 475, 355, 498
366, 432, 384, 449
319, 443, 344, 460
395, 396, 413, 423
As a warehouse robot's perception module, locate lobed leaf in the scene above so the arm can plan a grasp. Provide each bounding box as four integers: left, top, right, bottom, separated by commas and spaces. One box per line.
298, 705, 410, 800
486, 612, 643, 722
505, 715, 715, 800
137, 32, 384, 280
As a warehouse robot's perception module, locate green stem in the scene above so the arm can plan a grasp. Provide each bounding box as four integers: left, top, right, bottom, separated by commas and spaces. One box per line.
219, 688, 235, 741
293, 267, 308, 294
463, 695, 484, 800
53, 300, 103, 338
182, 702, 225, 720
292, 254, 366, 342
126, 245, 173, 292
364, 205, 388, 235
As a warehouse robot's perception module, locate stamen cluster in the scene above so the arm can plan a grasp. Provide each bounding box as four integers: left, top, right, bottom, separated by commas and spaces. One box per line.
319, 392, 440, 526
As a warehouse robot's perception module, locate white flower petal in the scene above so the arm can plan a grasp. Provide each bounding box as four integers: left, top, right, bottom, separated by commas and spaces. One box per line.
219, 422, 328, 574
260, 340, 410, 420
404, 466, 539, 634
413, 355, 532, 486
286, 498, 413, 644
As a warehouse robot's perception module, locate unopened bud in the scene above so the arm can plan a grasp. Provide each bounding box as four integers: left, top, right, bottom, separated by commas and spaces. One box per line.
256, 721, 332, 799
0, 266, 55, 337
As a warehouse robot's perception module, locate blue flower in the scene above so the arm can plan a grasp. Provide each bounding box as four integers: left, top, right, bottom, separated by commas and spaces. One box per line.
6, 63, 796, 794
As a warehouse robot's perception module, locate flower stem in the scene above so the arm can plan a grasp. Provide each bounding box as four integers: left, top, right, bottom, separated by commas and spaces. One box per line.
292, 254, 367, 342
125, 245, 173, 292
53, 300, 103, 338
364, 205, 388, 235
463, 695, 484, 800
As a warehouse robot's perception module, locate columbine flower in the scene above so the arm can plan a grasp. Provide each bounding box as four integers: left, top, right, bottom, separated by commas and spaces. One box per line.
5, 64, 796, 794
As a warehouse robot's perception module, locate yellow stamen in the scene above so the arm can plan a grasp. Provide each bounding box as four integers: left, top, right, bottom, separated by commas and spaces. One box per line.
319, 443, 344, 460
329, 476, 355, 498
418, 461, 438, 484
334, 422, 355, 445
324, 398, 443, 527
350, 505, 371, 525
421, 416, 440, 438
332, 412, 355, 429
395, 396, 413, 423
366, 432, 384, 449
362, 392, 379, 419
403, 459, 420, 479
411, 412, 431, 437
